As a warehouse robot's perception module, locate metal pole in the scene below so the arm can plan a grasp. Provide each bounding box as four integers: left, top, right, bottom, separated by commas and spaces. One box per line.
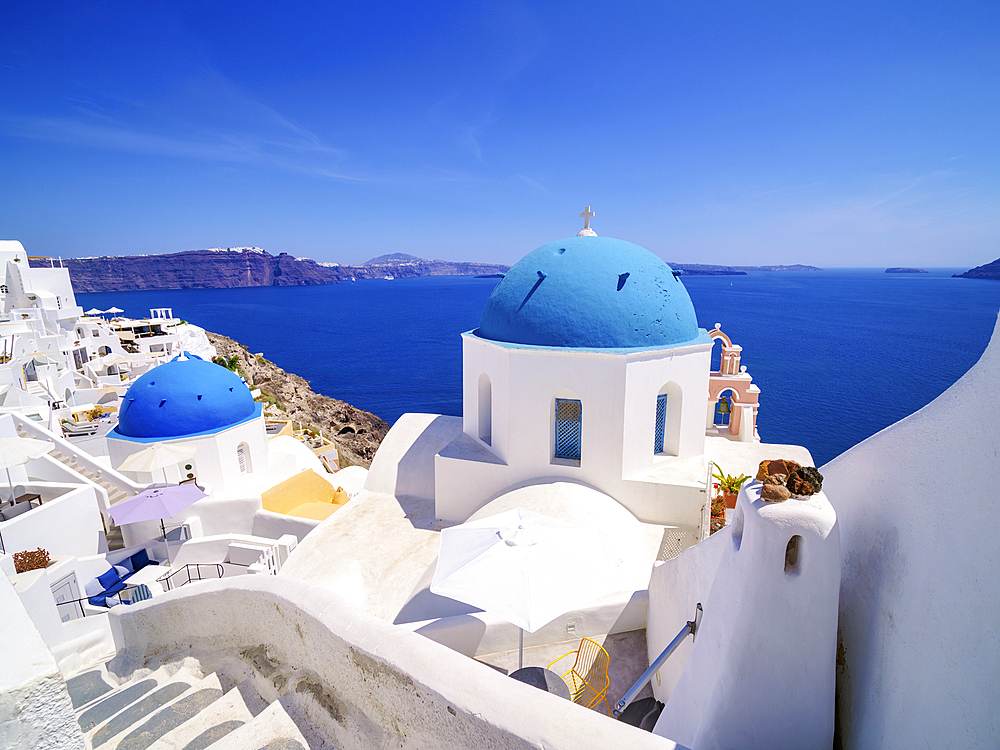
613, 603, 703, 718
518, 628, 524, 670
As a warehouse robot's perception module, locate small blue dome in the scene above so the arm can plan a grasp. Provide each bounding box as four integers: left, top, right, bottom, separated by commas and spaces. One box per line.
115, 354, 257, 439
477, 236, 700, 348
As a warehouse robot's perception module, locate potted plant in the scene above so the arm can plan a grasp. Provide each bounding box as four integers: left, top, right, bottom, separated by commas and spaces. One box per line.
712, 463, 751, 509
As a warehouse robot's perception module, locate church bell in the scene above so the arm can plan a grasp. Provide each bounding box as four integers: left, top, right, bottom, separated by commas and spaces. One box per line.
717, 398, 731, 415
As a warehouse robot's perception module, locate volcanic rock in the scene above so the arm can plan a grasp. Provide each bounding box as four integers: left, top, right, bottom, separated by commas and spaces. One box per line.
756, 459, 802, 484
205, 330, 389, 468
787, 466, 824, 497
761, 483, 791, 503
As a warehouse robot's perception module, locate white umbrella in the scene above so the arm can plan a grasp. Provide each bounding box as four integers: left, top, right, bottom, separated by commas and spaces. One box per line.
431, 507, 618, 668
105, 306, 124, 315
118, 443, 199, 474
0, 436, 54, 501
85, 308, 104, 316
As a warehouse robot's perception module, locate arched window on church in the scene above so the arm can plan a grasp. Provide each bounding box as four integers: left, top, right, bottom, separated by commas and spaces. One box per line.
0, 285, 8, 294
478, 373, 492, 445
656, 382, 683, 456
554, 398, 582, 463
237, 442, 251, 474
654, 393, 668, 453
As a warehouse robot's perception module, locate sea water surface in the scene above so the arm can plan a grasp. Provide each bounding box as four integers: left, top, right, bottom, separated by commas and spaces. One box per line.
80, 269, 1000, 466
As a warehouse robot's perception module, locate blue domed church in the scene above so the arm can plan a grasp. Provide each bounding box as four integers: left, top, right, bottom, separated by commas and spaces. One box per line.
430, 215, 718, 531
107, 353, 266, 489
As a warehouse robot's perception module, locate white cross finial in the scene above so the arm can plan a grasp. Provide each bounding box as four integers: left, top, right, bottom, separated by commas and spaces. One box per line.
577, 206, 597, 236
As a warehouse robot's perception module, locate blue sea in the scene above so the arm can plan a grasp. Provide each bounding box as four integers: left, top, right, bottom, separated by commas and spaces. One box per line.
80, 269, 1000, 466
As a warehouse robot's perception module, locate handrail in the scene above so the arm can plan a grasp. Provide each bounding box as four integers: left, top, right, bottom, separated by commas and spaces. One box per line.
156, 562, 225, 591
613, 603, 703, 718
57, 581, 147, 618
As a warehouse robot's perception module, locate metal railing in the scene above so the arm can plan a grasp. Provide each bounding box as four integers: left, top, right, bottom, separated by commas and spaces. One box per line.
56, 581, 150, 618
156, 563, 225, 592
613, 603, 703, 718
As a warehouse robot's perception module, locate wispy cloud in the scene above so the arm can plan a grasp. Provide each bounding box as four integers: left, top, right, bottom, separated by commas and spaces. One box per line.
2, 71, 365, 182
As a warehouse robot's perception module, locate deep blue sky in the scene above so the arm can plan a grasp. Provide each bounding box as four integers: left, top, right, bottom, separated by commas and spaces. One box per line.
2, 2, 998, 267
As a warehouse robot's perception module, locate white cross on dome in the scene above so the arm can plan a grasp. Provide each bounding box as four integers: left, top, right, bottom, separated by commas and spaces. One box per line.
578, 206, 597, 237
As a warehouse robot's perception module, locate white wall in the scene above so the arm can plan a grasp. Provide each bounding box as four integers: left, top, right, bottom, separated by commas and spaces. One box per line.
438, 334, 714, 524
0, 486, 104, 559
10, 562, 115, 675
108, 575, 680, 750
822, 310, 1000, 750
649, 482, 840, 750
107, 414, 267, 492
0, 573, 85, 750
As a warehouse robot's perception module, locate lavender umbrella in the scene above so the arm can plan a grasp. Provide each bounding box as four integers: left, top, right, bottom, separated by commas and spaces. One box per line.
108, 484, 206, 539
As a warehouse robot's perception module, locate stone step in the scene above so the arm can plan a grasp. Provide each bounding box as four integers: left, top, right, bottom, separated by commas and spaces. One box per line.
75, 662, 188, 730
145, 681, 255, 750
83, 663, 207, 746
88, 673, 221, 750
203, 699, 308, 750
108, 674, 224, 750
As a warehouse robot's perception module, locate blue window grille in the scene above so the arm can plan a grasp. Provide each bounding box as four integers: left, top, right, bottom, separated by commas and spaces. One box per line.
554, 398, 582, 461
654, 393, 668, 453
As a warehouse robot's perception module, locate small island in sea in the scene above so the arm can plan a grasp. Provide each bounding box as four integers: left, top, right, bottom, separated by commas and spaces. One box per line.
953, 257, 1000, 280
886, 267, 929, 274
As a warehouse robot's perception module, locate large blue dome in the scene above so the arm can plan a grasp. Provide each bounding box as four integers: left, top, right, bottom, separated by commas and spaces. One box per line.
477, 236, 700, 348
114, 354, 259, 439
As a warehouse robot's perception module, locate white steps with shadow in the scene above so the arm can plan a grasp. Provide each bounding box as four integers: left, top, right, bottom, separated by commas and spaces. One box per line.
67, 656, 313, 750
144, 680, 257, 750
204, 700, 309, 750
87, 672, 222, 749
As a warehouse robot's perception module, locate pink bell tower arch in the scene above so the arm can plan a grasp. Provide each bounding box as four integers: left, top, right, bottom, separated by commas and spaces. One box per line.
707, 324, 761, 442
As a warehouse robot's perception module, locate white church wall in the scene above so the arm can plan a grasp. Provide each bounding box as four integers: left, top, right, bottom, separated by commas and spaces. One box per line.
0, 574, 85, 750
821, 311, 1000, 750
108, 414, 266, 492
620, 344, 711, 478
462, 334, 510, 458
649, 482, 839, 750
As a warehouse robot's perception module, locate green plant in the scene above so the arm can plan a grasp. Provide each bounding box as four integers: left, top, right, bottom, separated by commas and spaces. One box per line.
712, 463, 751, 495
212, 354, 240, 372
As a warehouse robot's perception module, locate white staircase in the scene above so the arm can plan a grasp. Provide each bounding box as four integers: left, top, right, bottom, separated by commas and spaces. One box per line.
65, 657, 311, 750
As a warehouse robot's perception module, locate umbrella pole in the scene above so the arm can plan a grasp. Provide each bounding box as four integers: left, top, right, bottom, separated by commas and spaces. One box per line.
4, 466, 12, 502
519, 628, 524, 670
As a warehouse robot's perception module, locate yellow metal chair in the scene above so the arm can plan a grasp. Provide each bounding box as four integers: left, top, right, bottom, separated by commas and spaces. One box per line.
547, 637, 611, 714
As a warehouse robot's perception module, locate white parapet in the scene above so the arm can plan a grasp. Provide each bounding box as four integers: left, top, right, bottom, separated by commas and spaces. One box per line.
0, 573, 85, 750
647, 481, 840, 750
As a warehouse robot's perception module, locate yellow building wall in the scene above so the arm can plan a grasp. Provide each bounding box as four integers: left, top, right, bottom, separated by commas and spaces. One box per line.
261, 468, 350, 521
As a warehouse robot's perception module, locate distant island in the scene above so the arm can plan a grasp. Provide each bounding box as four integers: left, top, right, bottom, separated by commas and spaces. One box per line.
29, 247, 824, 292
886, 267, 928, 274
953, 257, 1000, 281
28, 248, 511, 293
669, 262, 822, 276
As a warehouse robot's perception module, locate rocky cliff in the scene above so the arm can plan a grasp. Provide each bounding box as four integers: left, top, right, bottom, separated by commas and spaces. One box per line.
954, 258, 1000, 280
205, 330, 389, 468
31, 247, 510, 292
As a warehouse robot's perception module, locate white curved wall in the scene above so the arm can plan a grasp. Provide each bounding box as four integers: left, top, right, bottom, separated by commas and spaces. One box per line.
822, 311, 1000, 750
648, 482, 839, 750
108, 575, 680, 750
